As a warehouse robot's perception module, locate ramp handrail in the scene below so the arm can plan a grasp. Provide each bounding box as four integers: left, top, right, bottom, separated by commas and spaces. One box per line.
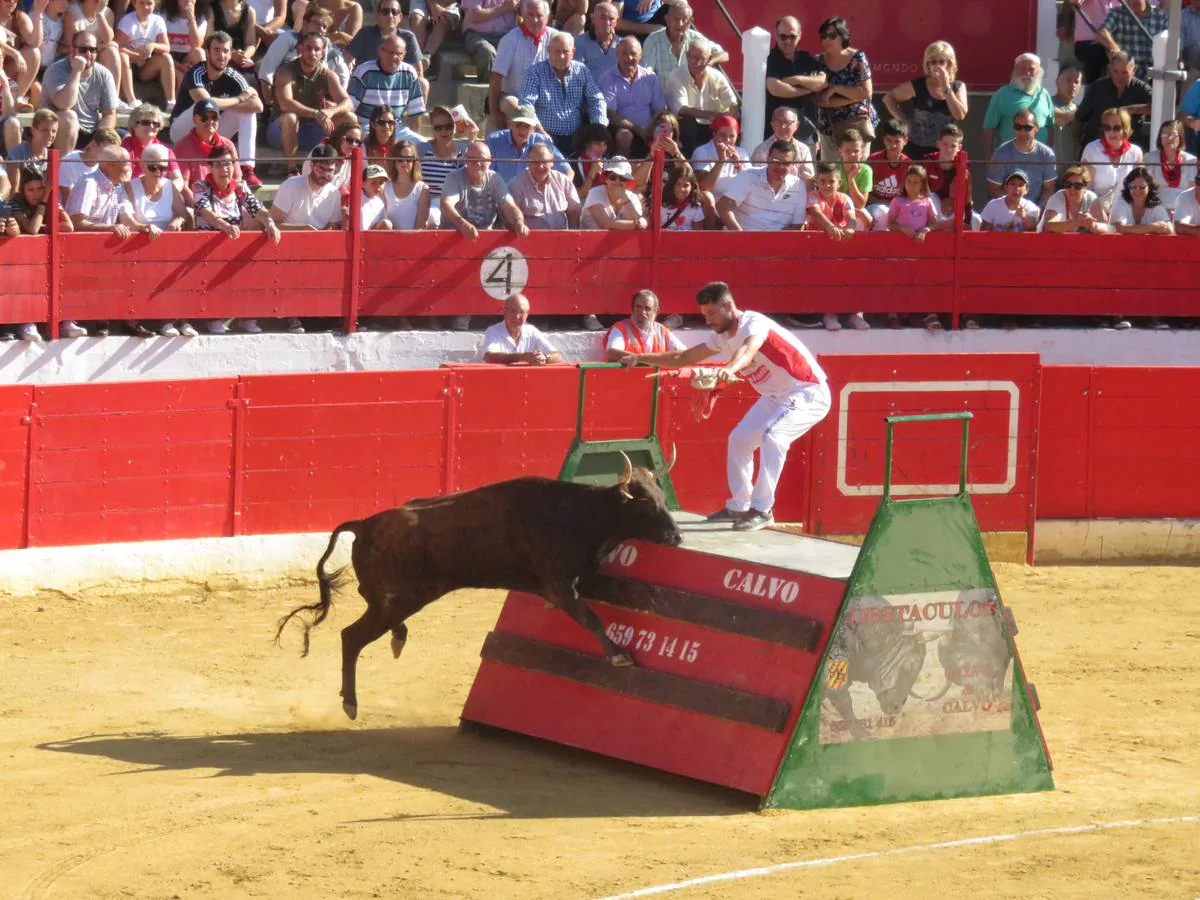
883, 412, 974, 500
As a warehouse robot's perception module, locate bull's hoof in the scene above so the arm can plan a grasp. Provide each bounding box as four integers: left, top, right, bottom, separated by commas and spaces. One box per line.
390, 636, 407, 659
342, 700, 358, 720
609, 653, 634, 667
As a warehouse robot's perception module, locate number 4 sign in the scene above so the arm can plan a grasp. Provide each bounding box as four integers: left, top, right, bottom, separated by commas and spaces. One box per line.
480, 247, 530, 300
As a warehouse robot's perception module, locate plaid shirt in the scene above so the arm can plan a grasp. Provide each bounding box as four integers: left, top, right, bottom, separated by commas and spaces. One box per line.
1101, 2, 1168, 75
520, 60, 607, 137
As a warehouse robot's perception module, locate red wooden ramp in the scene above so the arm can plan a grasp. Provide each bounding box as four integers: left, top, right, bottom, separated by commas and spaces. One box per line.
460, 513, 859, 796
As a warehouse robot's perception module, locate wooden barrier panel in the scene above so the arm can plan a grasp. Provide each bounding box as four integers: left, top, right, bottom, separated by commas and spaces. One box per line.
0, 238, 49, 326
0, 386, 33, 550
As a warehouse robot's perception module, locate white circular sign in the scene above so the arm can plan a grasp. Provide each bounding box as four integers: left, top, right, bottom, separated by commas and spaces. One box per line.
480, 247, 529, 300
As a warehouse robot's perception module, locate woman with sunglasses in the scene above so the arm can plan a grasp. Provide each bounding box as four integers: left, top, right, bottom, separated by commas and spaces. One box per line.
1080, 107, 1144, 213
882, 41, 968, 161
1039, 164, 1108, 232
580, 156, 647, 231
1143, 119, 1197, 214
1109, 166, 1173, 235
121, 103, 189, 199
814, 16, 877, 161
418, 105, 466, 225
364, 105, 397, 164
384, 140, 429, 230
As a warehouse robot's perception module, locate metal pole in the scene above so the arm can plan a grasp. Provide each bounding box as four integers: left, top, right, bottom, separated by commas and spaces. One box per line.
1151, 0, 1185, 141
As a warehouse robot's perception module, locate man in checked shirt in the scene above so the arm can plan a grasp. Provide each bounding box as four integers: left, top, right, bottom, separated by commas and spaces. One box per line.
520, 32, 607, 156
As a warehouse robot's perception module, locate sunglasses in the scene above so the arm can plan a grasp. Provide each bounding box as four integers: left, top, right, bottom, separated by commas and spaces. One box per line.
605, 172, 625, 181
1128, 183, 1149, 190
432, 123, 454, 131
378, 7, 401, 13
137, 119, 161, 129
1065, 181, 1085, 189
376, 120, 396, 127
1013, 123, 1035, 132
75, 45, 98, 53
1103, 124, 1125, 132
144, 163, 166, 173
200, 114, 220, 123
819, 31, 839, 39
777, 33, 798, 40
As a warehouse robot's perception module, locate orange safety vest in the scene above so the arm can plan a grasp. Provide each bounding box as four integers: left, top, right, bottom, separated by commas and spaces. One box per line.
607, 319, 674, 355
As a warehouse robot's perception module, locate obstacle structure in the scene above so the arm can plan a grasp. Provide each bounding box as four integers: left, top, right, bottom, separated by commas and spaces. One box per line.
461, 394, 1054, 808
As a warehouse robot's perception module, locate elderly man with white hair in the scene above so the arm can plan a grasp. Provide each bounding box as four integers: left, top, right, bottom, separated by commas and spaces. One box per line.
489, 0, 560, 129
641, 1, 728, 78
981, 52, 1055, 152
519, 31, 608, 156
665, 35, 739, 156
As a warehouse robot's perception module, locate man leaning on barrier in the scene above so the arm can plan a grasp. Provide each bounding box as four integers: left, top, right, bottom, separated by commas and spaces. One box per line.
482, 292, 563, 365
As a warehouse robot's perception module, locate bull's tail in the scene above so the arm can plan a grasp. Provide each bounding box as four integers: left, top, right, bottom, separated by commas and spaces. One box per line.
273, 521, 362, 657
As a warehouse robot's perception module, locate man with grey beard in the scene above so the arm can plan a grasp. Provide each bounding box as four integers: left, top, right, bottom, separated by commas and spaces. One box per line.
980, 52, 1055, 151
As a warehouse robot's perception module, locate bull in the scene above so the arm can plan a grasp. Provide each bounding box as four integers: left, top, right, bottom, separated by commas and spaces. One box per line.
275, 452, 682, 719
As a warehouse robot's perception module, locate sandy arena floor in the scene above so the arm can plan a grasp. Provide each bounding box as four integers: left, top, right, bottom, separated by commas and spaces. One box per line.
2, 563, 1198, 899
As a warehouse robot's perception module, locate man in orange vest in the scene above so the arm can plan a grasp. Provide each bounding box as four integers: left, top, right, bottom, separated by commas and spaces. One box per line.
605, 289, 687, 361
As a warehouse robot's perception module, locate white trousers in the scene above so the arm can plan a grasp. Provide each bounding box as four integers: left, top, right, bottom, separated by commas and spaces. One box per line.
170, 105, 258, 168
726, 382, 832, 514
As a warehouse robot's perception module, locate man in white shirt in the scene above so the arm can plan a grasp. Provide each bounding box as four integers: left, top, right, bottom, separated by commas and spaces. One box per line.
716, 142, 808, 231
482, 292, 563, 364
622, 281, 830, 532
664, 36, 739, 155
269, 143, 343, 230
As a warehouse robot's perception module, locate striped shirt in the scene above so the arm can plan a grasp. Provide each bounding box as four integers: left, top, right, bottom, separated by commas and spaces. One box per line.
419, 140, 466, 197
349, 59, 426, 125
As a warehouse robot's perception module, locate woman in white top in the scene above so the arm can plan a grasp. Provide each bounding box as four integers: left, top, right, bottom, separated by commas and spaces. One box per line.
1143, 119, 1198, 214
384, 140, 430, 230
123, 144, 192, 336
1108, 166, 1174, 235
160, 0, 208, 80
64, 0, 121, 84
580, 157, 647, 231
40, 0, 69, 74
1038, 164, 1109, 232
116, 0, 173, 106
1080, 107, 1143, 213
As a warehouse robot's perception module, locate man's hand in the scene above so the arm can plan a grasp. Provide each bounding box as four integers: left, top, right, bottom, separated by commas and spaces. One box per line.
513, 220, 529, 238
619, 352, 641, 367
525, 349, 548, 365
315, 109, 333, 133
458, 220, 479, 240
265, 219, 281, 245
69, 52, 86, 74
113, 223, 132, 239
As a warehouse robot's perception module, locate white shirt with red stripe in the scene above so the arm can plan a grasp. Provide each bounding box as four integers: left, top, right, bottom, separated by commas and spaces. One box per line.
703, 310, 826, 398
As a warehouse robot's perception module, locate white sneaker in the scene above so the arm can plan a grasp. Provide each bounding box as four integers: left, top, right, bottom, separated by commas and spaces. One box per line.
286, 317, 305, 334
18, 323, 42, 342
159, 323, 180, 337
581, 314, 603, 331
822, 313, 842, 332
848, 312, 870, 331
240, 318, 263, 334
208, 319, 230, 335
179, 322, 198, 337
450, 315, 471, 331
61, 320, 87, 338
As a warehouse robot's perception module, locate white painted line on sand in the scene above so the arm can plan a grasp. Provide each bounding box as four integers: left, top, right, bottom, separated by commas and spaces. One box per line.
596, 814, 1199, 900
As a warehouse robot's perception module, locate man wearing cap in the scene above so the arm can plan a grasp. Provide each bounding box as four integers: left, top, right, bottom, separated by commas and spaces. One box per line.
665, 36, 740, 156
622, 280, 830, 533
575, 2, 620, 77
42, 31, 119, 151
605, 289, 685, 362
169, 32, 264, 188
981, 53, 1054, 151
271, 32, 357, 162
490, 0, 560, 130
349, 34, 426, 131
485, 103, 568, 182
691, 114, 749, 197
482, 292, 563, 365
1174, 169, 1200, 236
715, 141, 808, 231
519, 32, 607, 156
600, 37, 667, 157
173, 99, 242, 187
441, 140, 529, 240
360, 164, 394, 230
987, 108, 1057, 207
979, 169, 1040, 232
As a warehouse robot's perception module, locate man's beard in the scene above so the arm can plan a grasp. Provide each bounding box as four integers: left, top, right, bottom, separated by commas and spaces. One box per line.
1012, 72, 1043, 94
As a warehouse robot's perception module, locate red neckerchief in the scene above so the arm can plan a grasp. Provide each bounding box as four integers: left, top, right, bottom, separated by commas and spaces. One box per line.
1100, 138, 1131, 164
194, 130, 221, 150
1159, 153, 1182, 188
204, 173, 238, 200
520, 22, 545, 44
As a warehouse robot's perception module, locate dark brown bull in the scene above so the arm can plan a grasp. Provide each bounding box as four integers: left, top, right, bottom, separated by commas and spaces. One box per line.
275, 453, 682, 719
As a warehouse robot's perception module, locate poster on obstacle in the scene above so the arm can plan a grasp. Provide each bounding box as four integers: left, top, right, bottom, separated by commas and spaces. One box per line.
818, 587, 1014, 744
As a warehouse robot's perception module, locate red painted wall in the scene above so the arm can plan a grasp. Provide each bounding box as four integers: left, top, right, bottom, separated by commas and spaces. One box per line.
691, 0, 1038, 91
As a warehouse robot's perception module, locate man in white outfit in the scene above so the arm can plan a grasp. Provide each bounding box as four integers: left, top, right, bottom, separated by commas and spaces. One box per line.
481, 292, 563, 364
622, 281, 830, 532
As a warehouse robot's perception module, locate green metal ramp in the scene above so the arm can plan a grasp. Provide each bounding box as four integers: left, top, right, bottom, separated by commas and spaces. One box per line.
764, 413, 1054, 809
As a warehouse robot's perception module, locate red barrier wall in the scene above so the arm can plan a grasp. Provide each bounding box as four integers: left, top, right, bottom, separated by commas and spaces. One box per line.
4, 232, 1198, 330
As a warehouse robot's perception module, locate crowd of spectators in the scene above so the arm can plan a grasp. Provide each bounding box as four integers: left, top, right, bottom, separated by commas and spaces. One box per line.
1, 0, 1200, 342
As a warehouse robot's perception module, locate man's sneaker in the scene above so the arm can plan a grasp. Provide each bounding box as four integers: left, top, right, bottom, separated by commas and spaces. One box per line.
450, 315, 471, 331
159, 323, 181, 337
241, 166, 263, 189
61, 320, 87, 338
179, 322, 198, 337
286, 317, 305, 334
1111, 317, 1132, 330
129, 321, 154, 338
18, 323, 42, 342
208, 319, 231, 335
848, 312, 870, 331
92, 322, 110, 337
784, 315, 823, 328
705, 507, 747, 525
663, 313, 684, 329
241, 318, 263, 334
733, 508, 775, 532
581, 314, 603, 331
823, 313, 842, 331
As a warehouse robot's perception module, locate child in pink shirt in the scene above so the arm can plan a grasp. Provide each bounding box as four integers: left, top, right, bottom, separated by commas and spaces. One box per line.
887, 165, 943, 241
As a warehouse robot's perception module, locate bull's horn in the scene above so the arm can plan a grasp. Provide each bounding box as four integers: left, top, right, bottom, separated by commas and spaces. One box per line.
654, 443, 678, 479
617, 451, 633, 486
